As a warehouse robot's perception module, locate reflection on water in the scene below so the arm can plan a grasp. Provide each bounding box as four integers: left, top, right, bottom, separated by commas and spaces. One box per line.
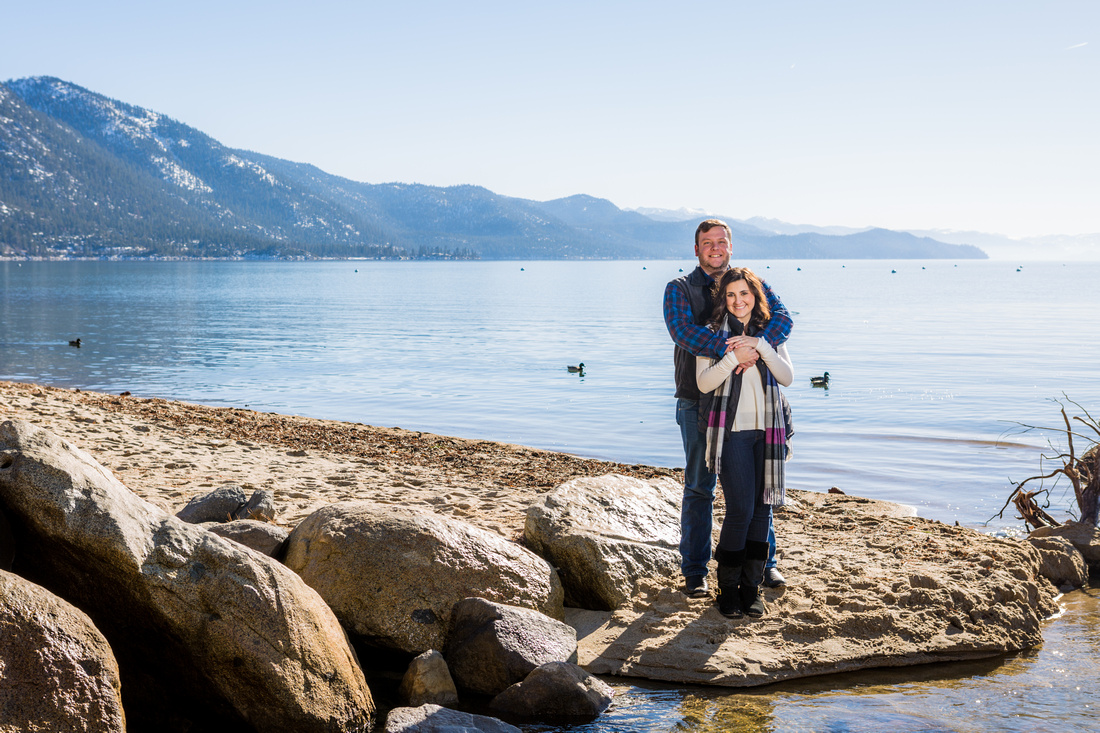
527, 588, 1099, 732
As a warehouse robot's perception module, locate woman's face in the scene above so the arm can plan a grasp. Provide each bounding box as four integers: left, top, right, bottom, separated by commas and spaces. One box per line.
724, 279, 755, 324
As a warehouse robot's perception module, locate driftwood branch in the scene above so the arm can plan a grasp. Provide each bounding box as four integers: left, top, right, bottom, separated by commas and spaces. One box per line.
1013, 490, 1061, 530
996, 397, 1100, 528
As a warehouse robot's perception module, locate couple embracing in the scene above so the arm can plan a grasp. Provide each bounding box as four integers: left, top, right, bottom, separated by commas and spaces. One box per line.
663, 219, 794, 619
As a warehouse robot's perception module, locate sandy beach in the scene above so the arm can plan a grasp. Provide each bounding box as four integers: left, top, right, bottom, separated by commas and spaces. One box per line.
3, 376, 1074, 714
0, 380, 677, 539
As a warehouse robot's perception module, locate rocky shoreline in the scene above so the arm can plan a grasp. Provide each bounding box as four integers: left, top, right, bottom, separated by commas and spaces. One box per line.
1, 380, 1092, 732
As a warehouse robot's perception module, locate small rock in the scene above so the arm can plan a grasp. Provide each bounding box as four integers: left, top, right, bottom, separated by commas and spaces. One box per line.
1030, 521, 1100, 567
176, 484, 249, 523
398, 650, 459, 707
206, 519, 288, 557
384, 704, 520, 733
233, 488, 276, 522
490, 661, 613, 719
1027, 535, 1088, 588
445, 597, 578, 695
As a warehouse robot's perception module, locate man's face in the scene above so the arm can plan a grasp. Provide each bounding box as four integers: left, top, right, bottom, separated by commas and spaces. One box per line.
695, 225, 732, 276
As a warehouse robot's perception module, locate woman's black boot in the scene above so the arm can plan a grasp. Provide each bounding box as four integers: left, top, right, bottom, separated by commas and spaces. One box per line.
740, 540, 770, 618
715, 547, 746, 619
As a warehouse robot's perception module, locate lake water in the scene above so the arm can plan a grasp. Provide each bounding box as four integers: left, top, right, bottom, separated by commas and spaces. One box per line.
2, 258, 1099, 731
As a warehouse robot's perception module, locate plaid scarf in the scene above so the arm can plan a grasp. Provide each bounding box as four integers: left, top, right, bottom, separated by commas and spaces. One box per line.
702, 315, 788, 506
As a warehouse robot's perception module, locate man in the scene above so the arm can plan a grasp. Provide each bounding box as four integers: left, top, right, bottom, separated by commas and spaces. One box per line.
663, 219, 792, 597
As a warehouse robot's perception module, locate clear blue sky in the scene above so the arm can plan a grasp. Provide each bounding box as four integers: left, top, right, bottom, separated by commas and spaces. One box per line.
3, 1, 1097, 238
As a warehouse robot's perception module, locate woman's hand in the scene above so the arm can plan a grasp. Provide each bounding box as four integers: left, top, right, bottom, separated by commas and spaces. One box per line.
727, 335, 760, 351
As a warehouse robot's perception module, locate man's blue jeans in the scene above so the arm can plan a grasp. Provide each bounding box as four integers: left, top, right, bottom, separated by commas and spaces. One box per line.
676, 398, 778, 578
676, 398, 715, 579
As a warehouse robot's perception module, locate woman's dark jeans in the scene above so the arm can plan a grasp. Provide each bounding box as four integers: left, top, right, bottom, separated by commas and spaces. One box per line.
716, 429, 772, 553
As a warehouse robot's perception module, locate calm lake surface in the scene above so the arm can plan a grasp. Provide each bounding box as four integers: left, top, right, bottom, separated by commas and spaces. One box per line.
2, 258, 1099, 731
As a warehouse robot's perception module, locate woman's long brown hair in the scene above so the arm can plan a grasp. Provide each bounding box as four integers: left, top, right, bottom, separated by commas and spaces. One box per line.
708, 267, 771, 332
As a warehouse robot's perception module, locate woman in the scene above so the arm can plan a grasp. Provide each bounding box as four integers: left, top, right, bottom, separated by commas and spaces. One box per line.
696, 267, 793, 619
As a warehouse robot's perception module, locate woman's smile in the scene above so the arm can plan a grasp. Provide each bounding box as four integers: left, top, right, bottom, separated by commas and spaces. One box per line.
724, 280, 755, 324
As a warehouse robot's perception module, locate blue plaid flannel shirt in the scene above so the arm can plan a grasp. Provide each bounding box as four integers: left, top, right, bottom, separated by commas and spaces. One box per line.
663, 270, 792, 359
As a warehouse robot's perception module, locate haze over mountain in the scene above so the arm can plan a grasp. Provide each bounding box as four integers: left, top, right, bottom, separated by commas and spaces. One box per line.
635, 208, 1100, 262
1, 77, 987, 261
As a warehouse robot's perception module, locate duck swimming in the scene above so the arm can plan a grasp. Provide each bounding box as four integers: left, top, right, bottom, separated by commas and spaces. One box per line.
68, 338, 81, 348
810, 372, 829, 387
567, 363, 585, 373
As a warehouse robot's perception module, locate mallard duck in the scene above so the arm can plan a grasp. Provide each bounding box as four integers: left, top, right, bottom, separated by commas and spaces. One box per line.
810, 372, 829, 387
68, 338, 81, 348
567, 363, 585, 373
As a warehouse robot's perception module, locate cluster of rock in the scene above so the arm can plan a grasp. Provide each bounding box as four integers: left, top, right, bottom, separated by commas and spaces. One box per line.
0, 420, 373, 732
3, 417, 1094, 732
0, 420, 611, 732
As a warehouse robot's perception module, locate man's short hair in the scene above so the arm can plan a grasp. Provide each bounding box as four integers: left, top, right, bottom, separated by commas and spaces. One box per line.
695, 218, 732, 246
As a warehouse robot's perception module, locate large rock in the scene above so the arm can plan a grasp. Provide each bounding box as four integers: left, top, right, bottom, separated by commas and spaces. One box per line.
284, 501, 564, 653
398, 650, 459, 707
444, 597, 578, 695
1027, 535, 1088, 588
0, 569, 125, 733
1030, 521, 1100, 567
569, 490, 1060, 688
384, 704, 520, 733
0, 419, 374, 732
524, 474, 681, 610
490, 662, 613, 719
206, 518, 289, 557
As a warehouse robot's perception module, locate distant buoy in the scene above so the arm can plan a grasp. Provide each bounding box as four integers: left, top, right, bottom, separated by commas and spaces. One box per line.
679, 268, 683, 272
520, 267, 525, 271
891, 270, 897, 274
797, 267, 801, 271
642, 266, 646, 270
354, 269, 358, 272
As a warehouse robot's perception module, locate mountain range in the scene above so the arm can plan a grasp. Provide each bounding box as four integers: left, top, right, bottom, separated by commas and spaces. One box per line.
1, 77, 987, 261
